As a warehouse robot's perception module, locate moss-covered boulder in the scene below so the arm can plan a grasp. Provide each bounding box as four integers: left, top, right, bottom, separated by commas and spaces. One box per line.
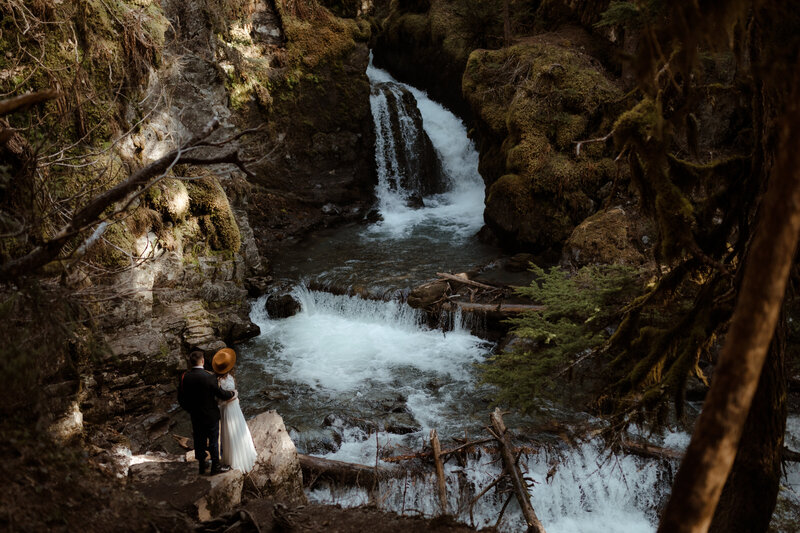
146, 178, 190, 223
185, 175, 242, 253
463, 33, 623, 252
561, 206, 650, 268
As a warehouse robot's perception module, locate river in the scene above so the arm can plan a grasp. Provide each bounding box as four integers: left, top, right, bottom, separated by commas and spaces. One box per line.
234, 59, 800, 531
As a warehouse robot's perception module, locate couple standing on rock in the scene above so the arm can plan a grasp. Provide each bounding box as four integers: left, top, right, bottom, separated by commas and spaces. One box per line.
179, 348, 257, 476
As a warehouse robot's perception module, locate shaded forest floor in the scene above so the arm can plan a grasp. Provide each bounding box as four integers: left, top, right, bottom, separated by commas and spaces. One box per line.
0, 423, 485, 532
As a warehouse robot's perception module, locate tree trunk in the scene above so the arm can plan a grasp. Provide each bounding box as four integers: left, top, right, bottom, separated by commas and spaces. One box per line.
656, 61, 800, 533
489, 408, 547, 533
298, 454, 401, 487
430, 429, 448, 515
710, 316, 786, 532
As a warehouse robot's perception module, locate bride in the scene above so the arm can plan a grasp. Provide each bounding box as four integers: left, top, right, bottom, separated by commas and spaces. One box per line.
212, 348, 257, 473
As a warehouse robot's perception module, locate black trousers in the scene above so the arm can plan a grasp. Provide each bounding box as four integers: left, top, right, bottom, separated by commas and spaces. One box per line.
191, 415, 220, 473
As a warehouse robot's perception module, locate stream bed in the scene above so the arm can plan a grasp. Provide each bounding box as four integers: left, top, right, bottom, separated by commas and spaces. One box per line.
234, 60, 800, 531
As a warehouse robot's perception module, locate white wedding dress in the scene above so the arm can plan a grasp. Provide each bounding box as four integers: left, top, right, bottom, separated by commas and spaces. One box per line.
219, 374, 258, 473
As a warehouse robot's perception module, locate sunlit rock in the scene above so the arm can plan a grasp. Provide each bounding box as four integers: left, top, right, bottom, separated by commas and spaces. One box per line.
246, 410, 306, 504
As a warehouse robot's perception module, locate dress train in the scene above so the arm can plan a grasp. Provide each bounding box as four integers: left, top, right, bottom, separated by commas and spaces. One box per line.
219, 374, 257, 473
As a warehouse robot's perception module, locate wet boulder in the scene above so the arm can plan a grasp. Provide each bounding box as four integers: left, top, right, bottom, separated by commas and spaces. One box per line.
505, 253, 536, 272
323, 413, 379, 435
266, 294, 301, 318
371, 82, 446, 199
406, 280, 449, 309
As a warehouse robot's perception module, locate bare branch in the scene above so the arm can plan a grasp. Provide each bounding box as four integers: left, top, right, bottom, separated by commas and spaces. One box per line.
0, 118, 260, 281
0, 89, 59, 117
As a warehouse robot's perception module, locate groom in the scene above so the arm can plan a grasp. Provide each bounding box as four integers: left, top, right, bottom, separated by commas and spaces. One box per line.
180, 351, 235, 475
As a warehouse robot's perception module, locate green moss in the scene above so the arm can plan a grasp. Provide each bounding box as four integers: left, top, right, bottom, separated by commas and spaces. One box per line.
185, 176, 241, 253
464, 38, 625, 249
613, 97, 662, 149
486, 174, 531, 211
86, 221, 138, 269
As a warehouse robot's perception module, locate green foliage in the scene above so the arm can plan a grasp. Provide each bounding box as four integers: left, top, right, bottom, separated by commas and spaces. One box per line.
480, 264, 641, 412
595, 0, 664, 28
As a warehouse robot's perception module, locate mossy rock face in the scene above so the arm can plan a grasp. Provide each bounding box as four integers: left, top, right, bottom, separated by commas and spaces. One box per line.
185, 175, 241, 253
319, 0, 361, 18
373, 1, 474, 120
464, 34, 623, 252
146, 178, 190, 223
219, 0, 376, 218
86, 220, 139, 270
394, 0, 431, 14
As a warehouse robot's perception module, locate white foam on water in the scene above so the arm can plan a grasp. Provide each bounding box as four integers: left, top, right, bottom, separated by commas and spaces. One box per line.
781, 416, 800, 509
252, 288, 682, 532
257, 287, 489, 393
367, 58, 485, 241
308, 435, 675, 532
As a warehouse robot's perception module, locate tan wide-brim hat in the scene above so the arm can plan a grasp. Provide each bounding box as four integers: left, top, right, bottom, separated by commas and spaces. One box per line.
212, 348, 236, 374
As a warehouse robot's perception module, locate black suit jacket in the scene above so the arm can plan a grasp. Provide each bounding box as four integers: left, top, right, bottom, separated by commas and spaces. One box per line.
181, 367, 234, 422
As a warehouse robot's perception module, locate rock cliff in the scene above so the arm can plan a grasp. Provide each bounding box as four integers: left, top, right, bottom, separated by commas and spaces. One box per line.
463, 31, 624, 253
0, 0, 378, 460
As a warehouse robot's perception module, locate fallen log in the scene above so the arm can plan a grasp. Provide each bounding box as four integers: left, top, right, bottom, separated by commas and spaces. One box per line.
436, 272, 503, 291
443, 301, 546, 314
783, 446, 800, 462
298, 454, 403, 488
436, 272, 499, 291
489, 408, 547, 533
430, 429, 448, 515
383, 437, 495, 463
620, 439, 683, 461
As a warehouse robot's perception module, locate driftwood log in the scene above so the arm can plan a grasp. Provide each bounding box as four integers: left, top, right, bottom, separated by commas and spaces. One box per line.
436, 272, 499, 291
298, 454, 402, 488
442, 301, 546, 314
430, 429, 448, 515
383, 437, 495, 463
488, 408, 547, 533
620, 438, 683, 461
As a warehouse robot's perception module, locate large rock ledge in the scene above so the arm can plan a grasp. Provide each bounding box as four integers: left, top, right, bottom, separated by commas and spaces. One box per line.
129, 410, 305, 521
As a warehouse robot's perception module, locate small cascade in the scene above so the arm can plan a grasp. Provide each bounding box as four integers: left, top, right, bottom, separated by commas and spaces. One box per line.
365, 56, 486, 241
370, 82, 446, 206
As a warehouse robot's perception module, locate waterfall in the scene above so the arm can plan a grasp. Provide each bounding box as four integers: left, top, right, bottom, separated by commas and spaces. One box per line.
238, 60, 698, 533
366, 56, 486, 240
370, 82, 445, 205
246, 289, 682, 532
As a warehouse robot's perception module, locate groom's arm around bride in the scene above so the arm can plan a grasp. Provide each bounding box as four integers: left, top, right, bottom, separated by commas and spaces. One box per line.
179, 351, 234, 475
